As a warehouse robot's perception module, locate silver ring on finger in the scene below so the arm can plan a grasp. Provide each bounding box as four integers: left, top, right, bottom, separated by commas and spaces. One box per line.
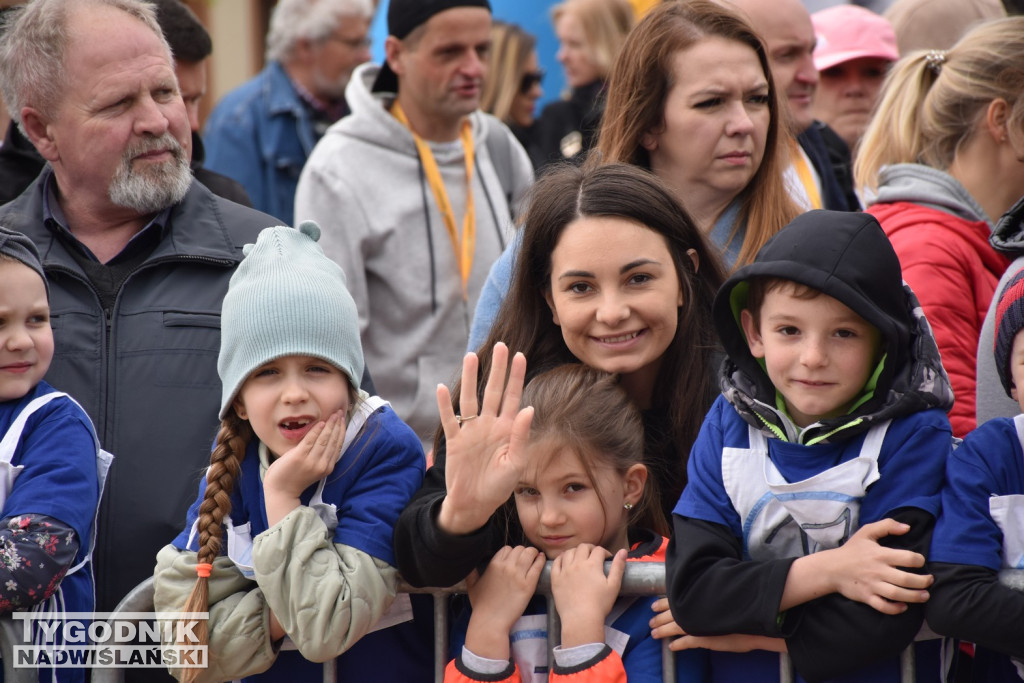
455, 414, 478, 425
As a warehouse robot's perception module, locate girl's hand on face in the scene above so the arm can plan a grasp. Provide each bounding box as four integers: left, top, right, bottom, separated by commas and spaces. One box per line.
263, 410, 347, 526
436, 342, 534, 535
551, 545, 626, 648
464, 545, 545, 660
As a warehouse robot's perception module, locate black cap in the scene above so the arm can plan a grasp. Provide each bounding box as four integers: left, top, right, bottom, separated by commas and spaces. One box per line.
372, 0, 491, 93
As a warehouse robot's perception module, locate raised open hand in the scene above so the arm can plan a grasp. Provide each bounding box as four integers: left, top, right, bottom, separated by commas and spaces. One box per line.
437, 343, 534, 535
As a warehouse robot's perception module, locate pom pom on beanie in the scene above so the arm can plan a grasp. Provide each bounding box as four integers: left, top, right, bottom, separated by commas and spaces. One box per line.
218, 221, 364, 418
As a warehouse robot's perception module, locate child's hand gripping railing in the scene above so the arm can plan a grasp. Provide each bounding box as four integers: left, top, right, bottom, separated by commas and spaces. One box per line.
75, 566, 1024, 682
400, 560, 675, 683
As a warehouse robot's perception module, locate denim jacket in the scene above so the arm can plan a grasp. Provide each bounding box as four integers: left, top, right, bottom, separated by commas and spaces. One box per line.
203, 61, 315, 225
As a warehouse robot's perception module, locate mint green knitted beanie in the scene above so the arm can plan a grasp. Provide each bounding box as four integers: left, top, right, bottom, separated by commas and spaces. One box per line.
218, 221, 364, 419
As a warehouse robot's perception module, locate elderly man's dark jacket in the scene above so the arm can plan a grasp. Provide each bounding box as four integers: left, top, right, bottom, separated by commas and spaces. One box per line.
0, 176, 275, 610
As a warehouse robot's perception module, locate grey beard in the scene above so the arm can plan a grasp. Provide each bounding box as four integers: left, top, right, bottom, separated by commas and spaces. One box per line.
108, 135, 192, 213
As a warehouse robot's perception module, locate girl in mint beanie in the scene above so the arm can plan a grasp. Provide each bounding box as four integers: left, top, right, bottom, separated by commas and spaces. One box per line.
153, 222, 430, 682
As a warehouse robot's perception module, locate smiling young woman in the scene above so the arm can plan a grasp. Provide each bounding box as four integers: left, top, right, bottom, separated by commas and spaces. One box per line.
394, 162, 727, 589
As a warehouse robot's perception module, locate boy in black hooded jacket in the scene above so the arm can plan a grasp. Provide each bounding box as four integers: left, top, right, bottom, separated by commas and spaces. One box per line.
664, 210, 954, 682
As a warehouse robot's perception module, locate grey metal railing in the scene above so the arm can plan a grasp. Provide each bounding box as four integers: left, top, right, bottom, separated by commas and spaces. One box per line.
0, 616, 37, 682
399, 560, 674, 683
16, 564, 1017, 682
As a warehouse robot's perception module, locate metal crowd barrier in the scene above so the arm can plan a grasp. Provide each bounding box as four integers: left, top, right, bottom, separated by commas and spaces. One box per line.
399, 560, 674, 683
6, 566, 1020, 682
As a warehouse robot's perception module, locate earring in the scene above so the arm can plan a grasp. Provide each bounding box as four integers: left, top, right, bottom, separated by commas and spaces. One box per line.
623, 502, 634, 511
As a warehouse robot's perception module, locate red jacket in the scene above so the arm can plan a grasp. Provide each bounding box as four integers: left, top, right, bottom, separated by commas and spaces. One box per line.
869, 201, 1010, 437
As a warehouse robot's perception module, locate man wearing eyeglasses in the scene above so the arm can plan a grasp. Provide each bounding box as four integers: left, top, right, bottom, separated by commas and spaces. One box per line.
203, 0, 373, 225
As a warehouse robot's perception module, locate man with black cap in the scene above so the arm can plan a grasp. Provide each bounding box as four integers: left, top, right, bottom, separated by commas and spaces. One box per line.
295, 0, 533, 452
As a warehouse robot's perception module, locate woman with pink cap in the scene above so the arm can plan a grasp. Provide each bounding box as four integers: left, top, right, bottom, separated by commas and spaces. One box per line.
811, 5, 899, 154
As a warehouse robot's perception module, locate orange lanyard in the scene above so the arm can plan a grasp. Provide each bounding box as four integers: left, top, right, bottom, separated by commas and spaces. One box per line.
791, 139, 822, 210
392, 101, 476, 300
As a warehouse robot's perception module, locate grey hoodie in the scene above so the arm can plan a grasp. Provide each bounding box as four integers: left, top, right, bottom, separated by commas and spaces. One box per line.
870, 163, 993, 226
295, 64, 533, 448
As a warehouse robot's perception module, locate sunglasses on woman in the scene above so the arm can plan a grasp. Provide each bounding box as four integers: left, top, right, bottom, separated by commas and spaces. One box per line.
520, 69, 545, 94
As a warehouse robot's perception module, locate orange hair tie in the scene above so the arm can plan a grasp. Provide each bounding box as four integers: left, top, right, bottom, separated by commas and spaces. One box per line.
195, 563, 213, 578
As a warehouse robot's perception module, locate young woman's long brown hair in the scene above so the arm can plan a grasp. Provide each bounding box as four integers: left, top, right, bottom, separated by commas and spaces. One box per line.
441, 162, 726, 519
596, 0, 800, 269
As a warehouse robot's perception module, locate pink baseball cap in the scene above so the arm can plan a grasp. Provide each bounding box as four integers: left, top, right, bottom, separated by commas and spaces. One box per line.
811, 5, 899, 72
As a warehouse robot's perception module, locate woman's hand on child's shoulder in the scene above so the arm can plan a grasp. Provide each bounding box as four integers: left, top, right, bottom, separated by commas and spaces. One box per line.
436, 343, 534, 535
551, 544, 626, 648
263, 410, 347, 526
464, 545, 545, 660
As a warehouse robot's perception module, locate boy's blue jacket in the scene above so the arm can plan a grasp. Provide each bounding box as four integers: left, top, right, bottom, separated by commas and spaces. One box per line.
927, 415, 1024, 680
668, 211, 954, 682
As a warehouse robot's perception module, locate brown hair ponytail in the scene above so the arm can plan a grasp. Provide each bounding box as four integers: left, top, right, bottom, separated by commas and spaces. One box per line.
177, 411, 252, 682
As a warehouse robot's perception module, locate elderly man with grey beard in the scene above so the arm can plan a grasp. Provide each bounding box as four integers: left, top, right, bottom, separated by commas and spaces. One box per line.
0, 0, 278, 613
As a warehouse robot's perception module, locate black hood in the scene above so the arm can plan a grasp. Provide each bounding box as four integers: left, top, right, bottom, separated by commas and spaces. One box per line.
712, 210, 951, 442
990, 193, 1024, 256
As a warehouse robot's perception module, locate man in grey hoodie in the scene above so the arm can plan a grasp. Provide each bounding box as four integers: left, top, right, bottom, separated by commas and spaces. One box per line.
295, 0, 533, 451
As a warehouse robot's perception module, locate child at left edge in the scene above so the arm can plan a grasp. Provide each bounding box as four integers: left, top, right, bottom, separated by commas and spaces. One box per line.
152, 222, 429, 682
661, 210, 954, 682
0, 227, 105, 683
925, 269, 1024, 681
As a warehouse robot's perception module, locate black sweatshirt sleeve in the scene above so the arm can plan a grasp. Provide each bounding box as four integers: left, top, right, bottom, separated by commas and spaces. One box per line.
668, 507, 935, 682
666, 515, 796, 637
926, 561, 1024, 658
392, 438, 507, 588
784, 506, 934, 682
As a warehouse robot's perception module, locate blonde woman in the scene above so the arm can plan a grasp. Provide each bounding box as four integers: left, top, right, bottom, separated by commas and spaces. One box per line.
530, 0, 632, 169
855, 17, 1024, 438
479, 21, 544, 153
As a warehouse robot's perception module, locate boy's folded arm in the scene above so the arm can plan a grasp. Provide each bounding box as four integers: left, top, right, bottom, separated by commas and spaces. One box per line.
0, 514, 78, 613
874, 507, 935, 554
784, 507, 935, 681
666, 515, 796, 637
784, 589, 925, 682
926, 561, 1024, 658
